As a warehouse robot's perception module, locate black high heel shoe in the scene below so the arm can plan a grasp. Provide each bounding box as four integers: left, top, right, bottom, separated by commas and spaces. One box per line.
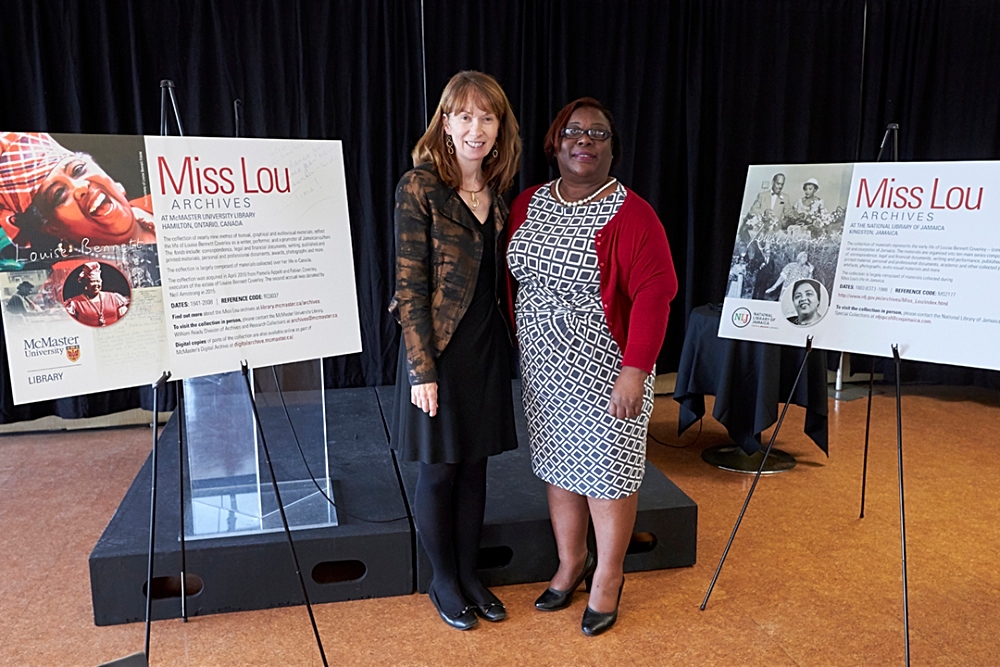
462, 586, 507, 622
534, 551, 598, 611
429, 584, 478, 630
581, 576, 624, 636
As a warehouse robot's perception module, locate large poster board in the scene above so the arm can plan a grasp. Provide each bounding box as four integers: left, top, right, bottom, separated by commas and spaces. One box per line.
719, 161, 1000, 370
0, 132, 361, 404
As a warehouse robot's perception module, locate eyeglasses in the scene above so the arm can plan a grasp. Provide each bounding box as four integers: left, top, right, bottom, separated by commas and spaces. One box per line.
561, 127, 611, 141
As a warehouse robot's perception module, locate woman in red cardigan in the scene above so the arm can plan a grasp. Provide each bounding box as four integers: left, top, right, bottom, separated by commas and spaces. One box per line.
506, 98, 677, 636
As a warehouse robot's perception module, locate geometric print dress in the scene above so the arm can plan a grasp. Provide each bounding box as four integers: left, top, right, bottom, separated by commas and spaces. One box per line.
507, 183, 655, 500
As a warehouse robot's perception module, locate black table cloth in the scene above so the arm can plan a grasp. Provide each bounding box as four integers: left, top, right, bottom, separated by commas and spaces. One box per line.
673, 304, 828, 455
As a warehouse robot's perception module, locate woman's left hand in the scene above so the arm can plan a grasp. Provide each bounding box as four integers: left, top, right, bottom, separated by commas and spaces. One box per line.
608, 366, 648, 420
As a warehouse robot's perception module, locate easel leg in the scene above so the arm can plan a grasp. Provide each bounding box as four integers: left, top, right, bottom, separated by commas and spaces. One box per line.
701, 337, 814, 610
859, 357, 876, 519
145, 372, 170, 661
891, 345, 911, 666
240, 363, 329, 667
177, 382, 188, 621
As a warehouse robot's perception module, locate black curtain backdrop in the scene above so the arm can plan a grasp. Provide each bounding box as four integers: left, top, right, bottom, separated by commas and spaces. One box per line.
0, 0, 423, 422
1, 0, 999, 423
423, 0, 866, 374
861, 0, 1000, 162
423, 0, 693, 371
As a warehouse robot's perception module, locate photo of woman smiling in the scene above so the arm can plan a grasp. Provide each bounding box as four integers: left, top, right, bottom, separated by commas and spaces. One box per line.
784, 278, 828, 326
0, 132, 156, 252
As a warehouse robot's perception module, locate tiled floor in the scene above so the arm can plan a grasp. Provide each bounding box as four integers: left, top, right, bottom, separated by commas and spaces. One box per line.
2, 385, 999, 666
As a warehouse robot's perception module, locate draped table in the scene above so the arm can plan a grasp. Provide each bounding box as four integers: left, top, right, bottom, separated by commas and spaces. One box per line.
672, 304, 828, 471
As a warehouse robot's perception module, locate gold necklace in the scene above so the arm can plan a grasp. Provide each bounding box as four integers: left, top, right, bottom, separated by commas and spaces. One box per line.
462, 184, 487, 209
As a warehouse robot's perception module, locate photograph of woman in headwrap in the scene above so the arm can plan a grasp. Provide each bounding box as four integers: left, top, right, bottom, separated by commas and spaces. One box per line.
61, 261, 131, 327
0, 132, 155, 252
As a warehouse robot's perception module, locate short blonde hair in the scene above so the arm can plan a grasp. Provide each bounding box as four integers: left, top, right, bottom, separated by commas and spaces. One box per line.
412, 71, 521, 194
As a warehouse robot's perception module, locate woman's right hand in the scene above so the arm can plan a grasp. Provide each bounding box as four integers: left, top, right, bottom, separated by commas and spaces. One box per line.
411, 382, 438, 417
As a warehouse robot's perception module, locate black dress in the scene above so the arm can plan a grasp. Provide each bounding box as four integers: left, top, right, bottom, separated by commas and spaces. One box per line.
392, 207, 518, 463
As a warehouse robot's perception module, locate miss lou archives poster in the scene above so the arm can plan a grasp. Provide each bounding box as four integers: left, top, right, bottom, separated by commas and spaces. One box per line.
0, 132, 361, 404
719, 161, 1000, 370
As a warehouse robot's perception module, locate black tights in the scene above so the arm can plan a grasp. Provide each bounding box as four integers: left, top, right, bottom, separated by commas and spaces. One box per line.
414, 457, 491, 613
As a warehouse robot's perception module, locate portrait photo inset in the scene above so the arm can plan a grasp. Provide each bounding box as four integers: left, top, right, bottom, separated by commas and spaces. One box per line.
783, 278, 828, 327
62, 261, 131, 327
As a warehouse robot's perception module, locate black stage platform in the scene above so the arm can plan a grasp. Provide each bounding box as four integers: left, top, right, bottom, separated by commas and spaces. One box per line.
90, 383, 697, 625
89, 387, 412, 626
376, 384, 698, 593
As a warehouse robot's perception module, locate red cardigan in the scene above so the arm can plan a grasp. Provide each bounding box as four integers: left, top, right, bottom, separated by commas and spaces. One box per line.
505, 184, 678, 374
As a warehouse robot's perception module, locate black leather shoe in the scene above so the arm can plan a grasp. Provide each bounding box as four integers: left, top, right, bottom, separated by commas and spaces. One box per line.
429, 585, 478, 630
535, 551, 597, 611
581, 577, 624, 636
465, 588, 507, 622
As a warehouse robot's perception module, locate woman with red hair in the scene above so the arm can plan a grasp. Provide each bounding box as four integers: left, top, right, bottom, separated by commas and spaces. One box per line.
390, 71, 522, 630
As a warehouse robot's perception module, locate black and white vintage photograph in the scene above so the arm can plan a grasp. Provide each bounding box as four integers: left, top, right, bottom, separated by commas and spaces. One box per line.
727, 164, 854, 313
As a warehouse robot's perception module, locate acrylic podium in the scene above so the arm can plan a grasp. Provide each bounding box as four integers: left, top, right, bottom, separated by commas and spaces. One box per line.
182, 361, 337, 540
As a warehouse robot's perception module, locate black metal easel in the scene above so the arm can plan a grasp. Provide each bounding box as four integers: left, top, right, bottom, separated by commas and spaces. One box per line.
98, 78, 192, 667
869, 123, 914, 667
143, 372, 171, 658
700, 336, 814, 610
159, 80, 184, 137
859, 122, 898, 519
175, 381, 188, 622
94, 371, 173, 667
99, 372, 173, 667
891, 344, 912, 666
239, 362, 329, 666
158, 78, 191, 626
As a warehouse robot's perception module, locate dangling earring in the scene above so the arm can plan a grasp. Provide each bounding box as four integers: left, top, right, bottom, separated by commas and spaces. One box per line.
446, 136, 454, 155
492, 143, 499, 158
